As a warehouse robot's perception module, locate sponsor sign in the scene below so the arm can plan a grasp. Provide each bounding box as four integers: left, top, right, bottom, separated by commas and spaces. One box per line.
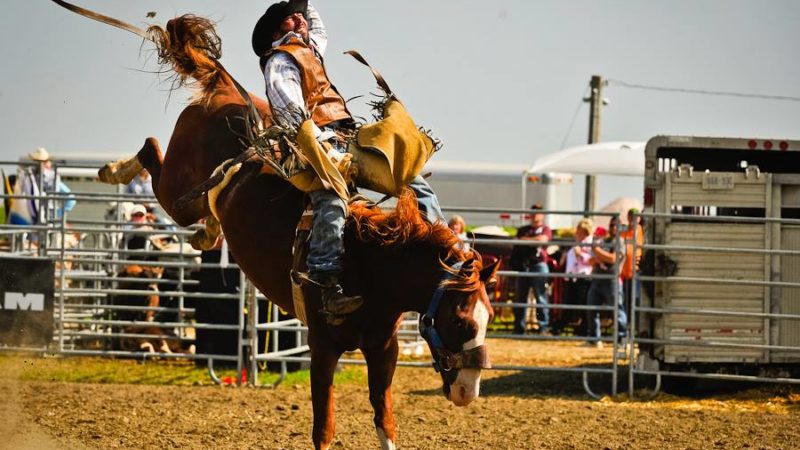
0, 257, 54, 346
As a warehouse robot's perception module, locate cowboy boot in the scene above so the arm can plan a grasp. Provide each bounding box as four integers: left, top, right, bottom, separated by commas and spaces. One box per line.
312, 273, 364, 318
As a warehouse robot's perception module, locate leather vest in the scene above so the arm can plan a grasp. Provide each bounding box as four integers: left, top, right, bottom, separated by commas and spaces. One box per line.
262, 37, 351, 128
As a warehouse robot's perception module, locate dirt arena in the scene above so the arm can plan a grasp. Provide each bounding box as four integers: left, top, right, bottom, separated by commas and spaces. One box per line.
1, 340, 799, 450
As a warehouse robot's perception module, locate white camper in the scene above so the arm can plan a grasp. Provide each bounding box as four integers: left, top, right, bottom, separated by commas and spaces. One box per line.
424, 160, 573, 229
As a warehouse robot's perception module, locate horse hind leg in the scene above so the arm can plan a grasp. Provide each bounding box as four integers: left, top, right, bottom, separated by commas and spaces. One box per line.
97, 137, 162, 185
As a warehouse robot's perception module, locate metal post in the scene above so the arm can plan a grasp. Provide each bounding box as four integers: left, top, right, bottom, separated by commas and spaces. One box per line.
36, 162, 46, 257
583, 75, 603, 214
236, 271, 246, 386
611, 214, 620, 396
58, 200, 68, 352
628, 213, 639, 396
247, 283, 259, 386
177, 232, 186, 341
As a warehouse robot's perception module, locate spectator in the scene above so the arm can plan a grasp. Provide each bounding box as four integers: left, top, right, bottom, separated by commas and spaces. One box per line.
123, 203, 163, 250
448, 214, 470, 251
585, 216, 628, 348
510, 203, 552, 335
126, 169, 154, 197
553, 218, 594, 336
620, 208, 644, 319
9, 147, 75, 226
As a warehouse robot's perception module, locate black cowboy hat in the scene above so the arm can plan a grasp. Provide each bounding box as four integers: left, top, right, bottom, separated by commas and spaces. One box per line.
252, 0, 308, 57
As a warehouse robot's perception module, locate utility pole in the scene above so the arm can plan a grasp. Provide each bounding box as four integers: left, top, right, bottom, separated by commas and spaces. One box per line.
584, 74, 603, 213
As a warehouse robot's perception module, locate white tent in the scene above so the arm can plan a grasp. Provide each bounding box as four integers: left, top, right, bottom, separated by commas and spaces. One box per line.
527, 141, 646, 176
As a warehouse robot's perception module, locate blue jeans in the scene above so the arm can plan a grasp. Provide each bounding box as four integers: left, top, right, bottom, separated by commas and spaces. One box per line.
408, 175, 445, 224
513, 262, 550, 334
307, 189, 348, 274
586, 278, 628, 340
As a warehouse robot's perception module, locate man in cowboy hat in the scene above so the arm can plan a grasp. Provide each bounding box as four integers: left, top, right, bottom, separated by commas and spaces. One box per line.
253, 1, 445, 322
11, 147, 75, 226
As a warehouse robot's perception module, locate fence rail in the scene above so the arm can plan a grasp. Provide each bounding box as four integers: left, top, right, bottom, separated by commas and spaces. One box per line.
2, 165, 798, 396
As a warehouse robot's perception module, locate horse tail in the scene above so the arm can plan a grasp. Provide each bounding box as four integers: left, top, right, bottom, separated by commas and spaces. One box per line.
147, 15, 226, 105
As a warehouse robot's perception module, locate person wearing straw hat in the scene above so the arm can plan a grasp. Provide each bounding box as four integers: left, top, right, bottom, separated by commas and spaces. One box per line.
28, 147, 76, 219
10, 147, 75, 226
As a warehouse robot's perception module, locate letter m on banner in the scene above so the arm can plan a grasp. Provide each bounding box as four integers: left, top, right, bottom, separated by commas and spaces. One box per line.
4, 292, 45, 311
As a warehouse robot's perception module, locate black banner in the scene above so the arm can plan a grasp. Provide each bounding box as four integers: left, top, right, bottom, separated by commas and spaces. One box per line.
0, 257, 55, 347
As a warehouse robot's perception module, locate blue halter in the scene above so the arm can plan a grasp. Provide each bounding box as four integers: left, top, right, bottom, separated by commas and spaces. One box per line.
418, 260, 491, 374
418, 260, 464, 362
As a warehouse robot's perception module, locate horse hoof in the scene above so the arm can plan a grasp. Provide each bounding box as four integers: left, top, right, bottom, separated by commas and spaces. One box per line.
97, 164, 115, 184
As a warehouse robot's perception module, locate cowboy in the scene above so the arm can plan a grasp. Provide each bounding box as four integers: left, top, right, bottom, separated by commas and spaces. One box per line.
252, 0, 446, 321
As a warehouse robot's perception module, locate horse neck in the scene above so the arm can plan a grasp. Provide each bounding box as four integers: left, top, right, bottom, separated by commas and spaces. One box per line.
350, 239, 448, 314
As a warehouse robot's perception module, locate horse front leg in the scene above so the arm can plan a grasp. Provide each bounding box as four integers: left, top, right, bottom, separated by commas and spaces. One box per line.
363, 336, 399, 450
310, 343, 342, 450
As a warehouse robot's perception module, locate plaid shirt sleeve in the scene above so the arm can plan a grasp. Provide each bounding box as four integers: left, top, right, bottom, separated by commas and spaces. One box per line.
264, 53, 304, 115
306, 2, 327, 56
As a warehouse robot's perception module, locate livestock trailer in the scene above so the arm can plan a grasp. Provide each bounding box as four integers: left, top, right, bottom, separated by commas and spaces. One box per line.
637, 135, 800, 377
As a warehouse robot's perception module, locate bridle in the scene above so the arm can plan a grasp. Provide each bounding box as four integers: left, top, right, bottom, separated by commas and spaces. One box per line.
418, 261, 491, 376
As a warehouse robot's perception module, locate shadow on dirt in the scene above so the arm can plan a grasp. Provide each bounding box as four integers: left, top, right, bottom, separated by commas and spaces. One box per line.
410, 364, 800, 402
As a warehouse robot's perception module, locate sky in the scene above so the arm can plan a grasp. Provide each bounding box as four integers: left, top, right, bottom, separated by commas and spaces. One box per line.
1, 0, 799, 209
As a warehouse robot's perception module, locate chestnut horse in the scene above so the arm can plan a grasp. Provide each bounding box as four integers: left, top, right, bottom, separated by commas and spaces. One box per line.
58, 3, 498, 449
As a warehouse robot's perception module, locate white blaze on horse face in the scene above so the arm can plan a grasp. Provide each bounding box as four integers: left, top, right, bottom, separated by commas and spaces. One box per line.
449, 299, 490, 406
376, 428, 396, 450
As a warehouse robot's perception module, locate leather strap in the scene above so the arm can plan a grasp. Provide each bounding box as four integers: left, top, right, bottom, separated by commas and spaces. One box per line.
51, 0, 152, 41
344, 50, 393, 97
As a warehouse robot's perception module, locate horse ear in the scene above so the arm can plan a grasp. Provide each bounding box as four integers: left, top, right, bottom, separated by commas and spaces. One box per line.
479, 257, 500, 284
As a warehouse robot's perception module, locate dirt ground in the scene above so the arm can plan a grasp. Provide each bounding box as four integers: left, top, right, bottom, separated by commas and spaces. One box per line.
1, 339, 799, 450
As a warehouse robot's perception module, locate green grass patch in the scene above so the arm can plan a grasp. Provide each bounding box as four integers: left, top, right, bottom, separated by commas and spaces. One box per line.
0, 354, 366, 387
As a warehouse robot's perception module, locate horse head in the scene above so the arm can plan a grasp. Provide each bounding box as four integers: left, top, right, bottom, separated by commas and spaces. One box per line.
420, 256, 500, 406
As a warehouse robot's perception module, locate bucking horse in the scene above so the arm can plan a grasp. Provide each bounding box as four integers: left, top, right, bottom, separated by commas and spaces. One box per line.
51, 1, 498, 449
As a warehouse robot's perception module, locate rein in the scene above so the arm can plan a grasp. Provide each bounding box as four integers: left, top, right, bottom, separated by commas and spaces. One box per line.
419, 261, 491, 373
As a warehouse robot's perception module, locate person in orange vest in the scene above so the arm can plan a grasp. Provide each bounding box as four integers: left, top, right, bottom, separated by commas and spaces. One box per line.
620, 208, 644, 319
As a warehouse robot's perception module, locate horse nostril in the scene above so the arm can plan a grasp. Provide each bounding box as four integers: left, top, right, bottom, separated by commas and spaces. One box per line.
459, 385, 467, 399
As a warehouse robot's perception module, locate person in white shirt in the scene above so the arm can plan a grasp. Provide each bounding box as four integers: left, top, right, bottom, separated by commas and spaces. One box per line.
554, 218, 594, 336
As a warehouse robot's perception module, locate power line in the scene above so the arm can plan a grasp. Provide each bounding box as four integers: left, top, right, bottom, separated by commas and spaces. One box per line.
559, 85, 590, 150
607, 78, 800, 103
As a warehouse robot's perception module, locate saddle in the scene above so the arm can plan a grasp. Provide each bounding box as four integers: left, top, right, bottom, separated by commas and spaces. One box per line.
288, 196, 373, 326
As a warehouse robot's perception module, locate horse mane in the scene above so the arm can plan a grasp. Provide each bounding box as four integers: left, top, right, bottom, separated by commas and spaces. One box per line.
349, 190, 483, 293
147, 15, 224, 106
